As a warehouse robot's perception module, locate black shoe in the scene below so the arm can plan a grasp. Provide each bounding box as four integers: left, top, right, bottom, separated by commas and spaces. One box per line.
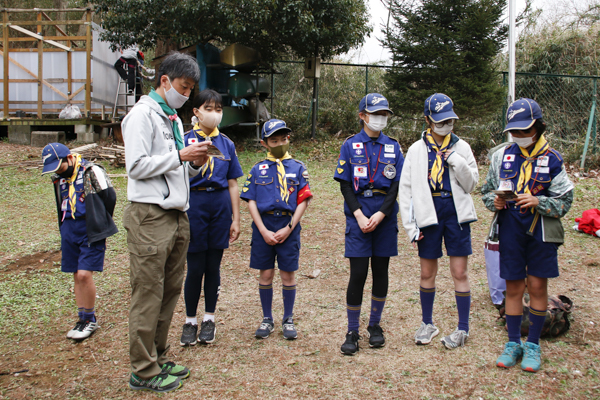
340, 330, 360, 355
367, 324, 385, 348
198, 320, 216, 344
180, 323, 198, 346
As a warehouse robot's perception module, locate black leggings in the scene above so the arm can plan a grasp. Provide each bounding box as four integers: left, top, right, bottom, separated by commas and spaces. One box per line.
184, 249, 224, 317
346, 257, 389, 305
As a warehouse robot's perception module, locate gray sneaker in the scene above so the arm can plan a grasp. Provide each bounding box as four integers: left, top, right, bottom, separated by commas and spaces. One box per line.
414, 322, 439, 345
441, 328, 469, 349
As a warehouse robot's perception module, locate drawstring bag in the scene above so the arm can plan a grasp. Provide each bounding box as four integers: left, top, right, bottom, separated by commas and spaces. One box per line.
498, 293, 573, 337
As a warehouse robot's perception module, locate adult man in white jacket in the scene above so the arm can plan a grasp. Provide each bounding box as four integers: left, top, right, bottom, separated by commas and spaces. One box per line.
122, 52, 210, 393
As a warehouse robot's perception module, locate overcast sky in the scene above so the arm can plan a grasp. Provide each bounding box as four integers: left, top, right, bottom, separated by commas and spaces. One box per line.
346, 0, 590, 64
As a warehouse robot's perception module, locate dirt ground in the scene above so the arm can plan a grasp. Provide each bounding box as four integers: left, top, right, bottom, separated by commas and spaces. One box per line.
0, 141, 599, 399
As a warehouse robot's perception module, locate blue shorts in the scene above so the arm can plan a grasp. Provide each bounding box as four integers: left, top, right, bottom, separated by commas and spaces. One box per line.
417, 196, 472, 259
344, 195, 398, 258
60, 218, 106, 273
187, 189, 232, 252
250, 213, 301, 272
498, 207, 559, 280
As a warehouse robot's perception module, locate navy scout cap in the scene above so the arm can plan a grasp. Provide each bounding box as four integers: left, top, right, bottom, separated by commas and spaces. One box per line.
503, 98, 543, 132
262, 119, 292, 139
424, 93, 459, 123
359, 93, 393, 114
41, 142, 70, 175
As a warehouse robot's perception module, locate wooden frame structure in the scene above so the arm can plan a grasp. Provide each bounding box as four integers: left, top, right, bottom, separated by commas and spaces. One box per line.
1, 7, 93, 118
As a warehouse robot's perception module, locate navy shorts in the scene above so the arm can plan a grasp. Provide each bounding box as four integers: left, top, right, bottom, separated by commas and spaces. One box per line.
417, 196, 472, 259
344, 195, 398, 258
187, 189, 232, 252
60, 218, 106, 273
250, 213, 301, 272
498, 207, 559, 280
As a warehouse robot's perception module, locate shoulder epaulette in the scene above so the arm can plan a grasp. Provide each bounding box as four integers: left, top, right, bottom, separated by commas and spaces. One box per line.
220, 132, 235, 144
342, 133, 358, 145
548, 148, 564, 162
288, 158, 307, 168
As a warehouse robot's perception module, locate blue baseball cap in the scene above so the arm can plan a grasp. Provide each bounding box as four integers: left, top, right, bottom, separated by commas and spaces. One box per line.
262, 119, 292, 139
41, 143, 70, 175
359, 93, 393, 114
504, 98, 543, 132
424, 93, 459, 122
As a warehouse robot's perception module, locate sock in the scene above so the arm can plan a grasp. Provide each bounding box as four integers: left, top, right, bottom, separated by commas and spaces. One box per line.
506, 314, 523, 344
78, 307, 84, 322
83, 307, 96, 323
347, 304, 361, 333
526, 307, 547, 345
369, 295, 386, 326
186, 316, 198, 325
203, 314, 215, 322
455, 290, 471, 332
420, 287, 436, 325
282, 284, 297, 321
259, 284, 273, 320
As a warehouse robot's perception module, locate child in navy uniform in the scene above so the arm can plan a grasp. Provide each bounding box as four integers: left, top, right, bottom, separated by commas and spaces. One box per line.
482, 98, 573, 372
180, 90, 244, 346
41, 143, 118, 341
240, 119, 313, 340
334, 93, 404, 355
399, 94, 479, 349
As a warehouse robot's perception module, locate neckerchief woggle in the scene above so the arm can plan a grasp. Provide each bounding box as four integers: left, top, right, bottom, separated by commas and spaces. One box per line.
149, 89, 184, 151
193, 124, 219, 179
425, 128, 452, 191
266, 151, 293, 203
63, 153, 82, 221
516, 134, 549, 194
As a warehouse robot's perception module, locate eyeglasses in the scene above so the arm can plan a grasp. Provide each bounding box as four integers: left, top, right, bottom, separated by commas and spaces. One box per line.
430, 118, 454, 128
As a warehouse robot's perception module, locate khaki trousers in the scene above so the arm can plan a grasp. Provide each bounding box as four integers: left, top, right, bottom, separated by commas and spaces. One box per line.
123, 202, 190, 379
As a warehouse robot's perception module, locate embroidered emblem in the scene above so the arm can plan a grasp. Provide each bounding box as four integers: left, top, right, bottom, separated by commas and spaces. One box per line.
371, 96, 384, 104
507, 108, 526, 120
337, 168, 344, 174
383, 164, 396, 179
339, 160, 346, 166
435, 101, 450, 112
354, 166, 367, 178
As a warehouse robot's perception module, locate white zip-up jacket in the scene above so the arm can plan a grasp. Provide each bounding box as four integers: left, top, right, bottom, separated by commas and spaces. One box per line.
399, 132, 478, 242
122, 95, 199, 212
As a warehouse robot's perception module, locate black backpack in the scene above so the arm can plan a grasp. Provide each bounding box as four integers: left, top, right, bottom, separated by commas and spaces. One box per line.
497, 294, 573, 337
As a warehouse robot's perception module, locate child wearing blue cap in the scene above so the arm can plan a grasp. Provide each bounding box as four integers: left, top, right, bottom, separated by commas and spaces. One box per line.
334, 93, 404, 355
399, 93, 479, 349
240, 119, 313, 340
481, 98, 574, 372
179, 90, 244, 346
41, 143, 118, 341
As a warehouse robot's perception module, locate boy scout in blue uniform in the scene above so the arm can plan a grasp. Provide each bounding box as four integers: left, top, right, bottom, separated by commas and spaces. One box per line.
240, 119, 313, 340
482, 98, 574, 372
41, 143, 118, 341
334, 93, 404, 355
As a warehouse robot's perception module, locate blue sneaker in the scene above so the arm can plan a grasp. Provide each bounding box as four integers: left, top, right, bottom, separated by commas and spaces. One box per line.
255, 318, 275, 339
496, 342, 523, 368
521, 342, 542, 372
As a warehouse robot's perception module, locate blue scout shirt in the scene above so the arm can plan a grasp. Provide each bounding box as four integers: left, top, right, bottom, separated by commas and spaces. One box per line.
334, 129, 404, 192
240, 158, 311, 214
58, 160, 88, 220
183, 129, 243, 188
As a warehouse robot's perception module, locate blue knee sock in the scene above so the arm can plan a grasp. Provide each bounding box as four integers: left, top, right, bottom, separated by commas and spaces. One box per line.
420, 287, 435, 325
282, 284, 296, 321
455, 290, 471, 332
347, 304, 361, 333
369, 295, 386, 326
78, 307, 84, 322
526, 307, 546, 345
259, 284, 273, 320
506, 314, 523, 344
83, 307, 96, 323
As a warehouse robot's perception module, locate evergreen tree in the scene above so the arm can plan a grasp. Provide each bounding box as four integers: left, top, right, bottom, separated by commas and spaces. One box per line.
383, 0, 508, 118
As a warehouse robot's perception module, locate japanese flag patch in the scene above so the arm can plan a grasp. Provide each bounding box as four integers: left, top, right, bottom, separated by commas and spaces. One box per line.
352, 142, 364, 149
354, 166, 367, 178
188, 138, 198, 144
259, 164, 269, 170
503, 154, 515, 162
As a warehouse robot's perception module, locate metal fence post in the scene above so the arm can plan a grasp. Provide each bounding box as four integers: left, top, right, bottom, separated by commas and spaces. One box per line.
580, 77, 596, 169
365, 66, 369, 95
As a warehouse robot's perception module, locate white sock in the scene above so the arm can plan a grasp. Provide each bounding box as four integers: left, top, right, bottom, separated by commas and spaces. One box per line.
203, 314, 215, 322
186, 317, 198, 325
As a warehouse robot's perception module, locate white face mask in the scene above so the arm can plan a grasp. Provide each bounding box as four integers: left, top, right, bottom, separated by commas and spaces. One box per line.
512, 134, 537, 149
197, 109, 222, 130
365, 114, 388, 132
164, 76, 189, 109
433, 124, 453, 136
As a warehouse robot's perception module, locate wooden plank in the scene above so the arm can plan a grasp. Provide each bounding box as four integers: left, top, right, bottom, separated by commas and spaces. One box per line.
9, 36, 86, 41
7, 100, 84, 104
3, 10, 8, 117
68, 83, 85, 100
8, 25, 72, 51
8, 48, 86, 52
3, 20, 89, 26
85, 9, 91, 116
0, 78, 87, 83
5, 108, 103, 112
2, 8, 90, 12
37, 12, 42, 118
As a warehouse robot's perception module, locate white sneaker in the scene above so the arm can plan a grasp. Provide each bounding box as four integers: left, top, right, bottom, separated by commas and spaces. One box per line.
66, 321, 85, 339
72, 320, 99, 340
441, 328, 469, 349
414, 322, 440, 345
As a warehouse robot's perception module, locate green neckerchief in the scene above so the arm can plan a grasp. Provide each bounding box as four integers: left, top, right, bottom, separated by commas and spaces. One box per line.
148, 89, 184, 151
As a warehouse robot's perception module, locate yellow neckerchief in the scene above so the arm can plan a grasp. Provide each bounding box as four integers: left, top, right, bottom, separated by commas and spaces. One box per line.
65, 153, 82, 219
516, 134, 549, 194
193, 125, 219, 179
265, 151, 293, 203
425, 129, 452, 191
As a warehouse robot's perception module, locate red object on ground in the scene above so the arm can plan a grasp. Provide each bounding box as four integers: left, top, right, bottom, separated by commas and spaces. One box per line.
575, 208, 600, 237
